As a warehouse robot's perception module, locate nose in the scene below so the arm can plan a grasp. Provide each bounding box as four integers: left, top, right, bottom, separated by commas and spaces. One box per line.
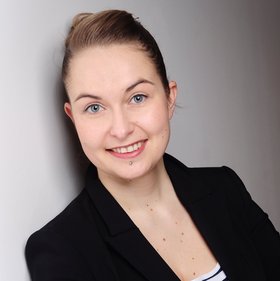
109, 108, 134, 140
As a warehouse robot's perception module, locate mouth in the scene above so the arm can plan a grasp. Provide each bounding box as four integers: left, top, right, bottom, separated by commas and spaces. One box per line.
111, 141, 144, 153
107, 140, 147, 158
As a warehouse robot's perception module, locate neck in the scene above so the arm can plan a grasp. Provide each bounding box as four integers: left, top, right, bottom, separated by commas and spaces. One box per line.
98, 158, 173, 211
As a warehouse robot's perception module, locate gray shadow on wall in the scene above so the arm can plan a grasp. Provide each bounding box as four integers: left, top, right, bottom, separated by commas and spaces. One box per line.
55, 77, 90, 190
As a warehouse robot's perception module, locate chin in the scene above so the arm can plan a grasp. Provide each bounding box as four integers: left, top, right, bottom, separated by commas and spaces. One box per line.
91, 148, 165, 182
114, 167, 148, 182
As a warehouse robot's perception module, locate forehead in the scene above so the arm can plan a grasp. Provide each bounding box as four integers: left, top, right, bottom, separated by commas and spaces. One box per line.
65, 44, 160, 94
66, 44, 163, 100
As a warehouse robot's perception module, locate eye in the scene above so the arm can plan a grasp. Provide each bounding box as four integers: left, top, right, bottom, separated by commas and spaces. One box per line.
86, 104, 104, 113
131, 94, 146, 104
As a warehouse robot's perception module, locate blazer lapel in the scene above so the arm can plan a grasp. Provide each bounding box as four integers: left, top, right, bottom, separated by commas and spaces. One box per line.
104, 228, 180, 281
86, 165, 179, 281
184, 192, 247, 280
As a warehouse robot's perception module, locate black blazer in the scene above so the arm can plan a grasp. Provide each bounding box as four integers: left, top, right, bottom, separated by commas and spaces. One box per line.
25, 154, 280, 281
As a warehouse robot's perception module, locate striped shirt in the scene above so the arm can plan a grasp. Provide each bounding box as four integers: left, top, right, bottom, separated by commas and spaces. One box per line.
191, 263, 227, 281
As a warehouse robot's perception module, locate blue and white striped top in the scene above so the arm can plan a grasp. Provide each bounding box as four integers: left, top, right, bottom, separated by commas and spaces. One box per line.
191, 263, 227, 281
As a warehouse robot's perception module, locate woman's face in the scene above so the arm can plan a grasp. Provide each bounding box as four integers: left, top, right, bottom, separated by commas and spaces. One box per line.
64, 44, 177, 182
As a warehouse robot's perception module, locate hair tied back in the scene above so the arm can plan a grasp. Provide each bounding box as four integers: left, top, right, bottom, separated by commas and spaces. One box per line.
71, 13, 93, 29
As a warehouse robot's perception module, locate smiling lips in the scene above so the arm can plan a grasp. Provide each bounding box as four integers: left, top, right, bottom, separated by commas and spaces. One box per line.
109, 141, 146, 159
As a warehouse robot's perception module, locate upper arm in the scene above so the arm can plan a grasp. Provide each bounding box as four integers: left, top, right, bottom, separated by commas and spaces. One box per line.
25, 229, 94, 281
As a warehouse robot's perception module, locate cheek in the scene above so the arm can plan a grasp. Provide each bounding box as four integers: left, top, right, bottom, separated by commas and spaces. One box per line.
74, 120, 103, 149
140, 105, 170, 135
154, 107, 171, 140
161, 127, 170, 139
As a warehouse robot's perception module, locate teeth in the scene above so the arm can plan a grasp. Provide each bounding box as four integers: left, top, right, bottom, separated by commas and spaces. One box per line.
127, 145, 134, 152
112, 141, 143, 154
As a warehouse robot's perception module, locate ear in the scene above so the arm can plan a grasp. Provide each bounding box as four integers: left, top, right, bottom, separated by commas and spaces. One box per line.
64, 102, 75, 123
167, 80, 177, 119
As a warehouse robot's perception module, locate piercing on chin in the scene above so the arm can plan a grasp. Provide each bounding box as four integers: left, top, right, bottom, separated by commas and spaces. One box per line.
129, 161, 133, 165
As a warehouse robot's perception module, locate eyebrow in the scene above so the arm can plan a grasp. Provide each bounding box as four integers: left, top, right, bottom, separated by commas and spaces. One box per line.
74, 78, 154, 102
74, 93, 101, 102
125, 79, 154, 93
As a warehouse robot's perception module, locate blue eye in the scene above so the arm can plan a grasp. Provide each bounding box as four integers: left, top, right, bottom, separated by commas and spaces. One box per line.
86, 104, 103, 113
131, 94, 146, 104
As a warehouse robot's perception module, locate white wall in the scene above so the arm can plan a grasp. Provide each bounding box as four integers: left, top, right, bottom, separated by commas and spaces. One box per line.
0, 0, 279, 280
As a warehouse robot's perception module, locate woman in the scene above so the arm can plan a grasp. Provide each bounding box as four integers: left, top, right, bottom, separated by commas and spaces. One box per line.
25, 10, 280, 281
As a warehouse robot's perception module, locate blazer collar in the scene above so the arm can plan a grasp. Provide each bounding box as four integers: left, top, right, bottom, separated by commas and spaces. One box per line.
85, 163, 136, 236
85, 153, 213, 236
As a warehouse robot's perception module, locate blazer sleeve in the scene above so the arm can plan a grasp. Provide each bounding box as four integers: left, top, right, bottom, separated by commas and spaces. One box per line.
25, 228, 95, 281
223, 166, 280, 279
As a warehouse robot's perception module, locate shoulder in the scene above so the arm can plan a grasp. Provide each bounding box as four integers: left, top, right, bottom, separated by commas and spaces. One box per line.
164, 153, 259, 213
167, 153, 277, 230
167, 153, 242, 183
164, 152, 245, 194
28, 189, 93, 238
25, 188, 95, 253
25, 189, 97, 280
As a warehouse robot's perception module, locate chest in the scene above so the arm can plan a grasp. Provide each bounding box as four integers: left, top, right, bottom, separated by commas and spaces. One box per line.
127, 203, 217, 281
